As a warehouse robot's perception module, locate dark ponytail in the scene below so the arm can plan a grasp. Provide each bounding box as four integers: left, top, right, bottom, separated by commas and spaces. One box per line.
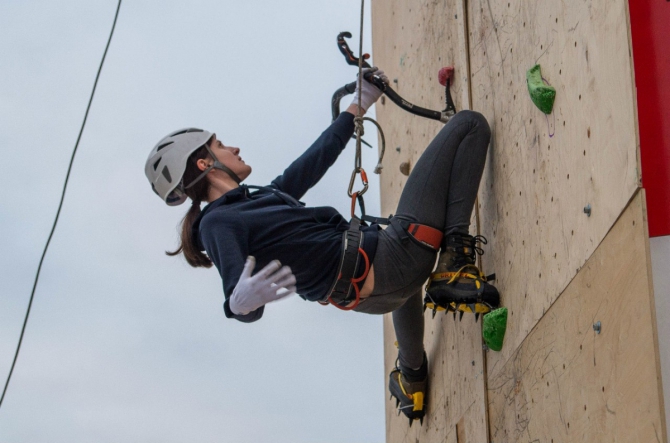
166, 146, 213, 268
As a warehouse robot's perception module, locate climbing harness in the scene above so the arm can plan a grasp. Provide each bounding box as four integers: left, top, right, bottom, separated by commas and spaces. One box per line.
323, 217, 369, 310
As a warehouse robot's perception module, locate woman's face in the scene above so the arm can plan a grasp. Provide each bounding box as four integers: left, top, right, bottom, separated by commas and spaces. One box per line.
207, 136, 252, 181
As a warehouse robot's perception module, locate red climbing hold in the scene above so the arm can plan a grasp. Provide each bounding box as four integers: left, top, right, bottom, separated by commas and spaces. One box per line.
438, 67, 455, 86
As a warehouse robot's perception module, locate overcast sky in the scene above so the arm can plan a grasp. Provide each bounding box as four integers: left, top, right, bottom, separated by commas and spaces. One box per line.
0, 1, 386, 442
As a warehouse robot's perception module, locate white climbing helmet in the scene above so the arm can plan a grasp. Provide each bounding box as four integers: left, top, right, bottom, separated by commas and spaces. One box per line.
145, 127, 242, 206
145, 128, 213, 206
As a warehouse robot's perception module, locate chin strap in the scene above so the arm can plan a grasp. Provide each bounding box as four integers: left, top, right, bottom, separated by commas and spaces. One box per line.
184, 143, 242, 189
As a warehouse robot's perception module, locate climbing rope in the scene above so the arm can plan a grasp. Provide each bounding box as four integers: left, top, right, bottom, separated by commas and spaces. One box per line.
351, 0, 367, 206
0, 0, 123, 410
355, 0, 365, 131
348, 0, 387, 218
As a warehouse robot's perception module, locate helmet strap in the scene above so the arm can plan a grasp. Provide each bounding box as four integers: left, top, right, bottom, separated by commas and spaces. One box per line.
184, 144, 242, 189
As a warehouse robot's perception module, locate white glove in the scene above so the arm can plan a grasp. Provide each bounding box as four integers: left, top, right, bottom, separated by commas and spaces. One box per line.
229, 257, 297, 315
350, 66, 390, 112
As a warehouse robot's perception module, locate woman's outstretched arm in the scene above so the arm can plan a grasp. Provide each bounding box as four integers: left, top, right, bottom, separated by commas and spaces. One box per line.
270, 111, 357, 200
271, 69, 387, 199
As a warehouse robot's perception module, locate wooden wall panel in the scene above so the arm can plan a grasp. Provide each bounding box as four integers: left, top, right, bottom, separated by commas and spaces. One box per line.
382, 317, 488, 442
372, 0, 471, 219
371, 1, 667, 442
371, 1, 489, 441
466, 0, 641, 378
487, 191, 667, 443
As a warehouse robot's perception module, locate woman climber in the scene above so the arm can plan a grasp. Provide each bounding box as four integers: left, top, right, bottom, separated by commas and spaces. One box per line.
144, 67, 500, 425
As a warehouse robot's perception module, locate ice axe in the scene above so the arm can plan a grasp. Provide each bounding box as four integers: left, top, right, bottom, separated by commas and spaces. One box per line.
331, 32, 456, 124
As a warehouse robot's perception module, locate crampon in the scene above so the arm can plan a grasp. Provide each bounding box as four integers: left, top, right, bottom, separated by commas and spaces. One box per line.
388, 359, 427, 427
424, 234, 500, 321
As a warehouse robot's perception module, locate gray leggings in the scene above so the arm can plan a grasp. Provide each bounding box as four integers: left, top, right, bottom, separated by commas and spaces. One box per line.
353, 110, 491, 371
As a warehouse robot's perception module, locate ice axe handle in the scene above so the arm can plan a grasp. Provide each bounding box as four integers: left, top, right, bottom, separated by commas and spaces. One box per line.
365, 75, 448, 123
331, 81, 358, 122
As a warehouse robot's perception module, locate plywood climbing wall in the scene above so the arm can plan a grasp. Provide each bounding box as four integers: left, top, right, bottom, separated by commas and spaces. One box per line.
372, 0, 667, 441
488, 191, 665, 442
467, 0, 640, 382
372, 1, 489, 441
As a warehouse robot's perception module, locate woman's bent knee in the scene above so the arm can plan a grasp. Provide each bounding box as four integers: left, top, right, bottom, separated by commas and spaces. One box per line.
451, 109, 490, 139
459, 109, 489, 127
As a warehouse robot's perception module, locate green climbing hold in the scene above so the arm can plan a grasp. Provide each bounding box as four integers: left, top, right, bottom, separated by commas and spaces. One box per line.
482, 307, 508, 352
526, 64, 556, 114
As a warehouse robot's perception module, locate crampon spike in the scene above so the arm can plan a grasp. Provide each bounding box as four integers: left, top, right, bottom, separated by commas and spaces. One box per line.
453, 310, 457, 321
459, 311, 464, 321
409, 417, 413, 427
432, 308, 437, 319
468, 303, 476, 314
420, 417, 424, 426
475, 312, 481, 323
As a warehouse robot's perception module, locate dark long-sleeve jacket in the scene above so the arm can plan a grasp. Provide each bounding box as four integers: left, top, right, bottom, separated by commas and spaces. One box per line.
192, 112, 379, 323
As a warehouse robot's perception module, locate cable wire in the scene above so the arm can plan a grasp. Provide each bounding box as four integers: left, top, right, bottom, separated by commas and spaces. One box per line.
0, 0, 123, 410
